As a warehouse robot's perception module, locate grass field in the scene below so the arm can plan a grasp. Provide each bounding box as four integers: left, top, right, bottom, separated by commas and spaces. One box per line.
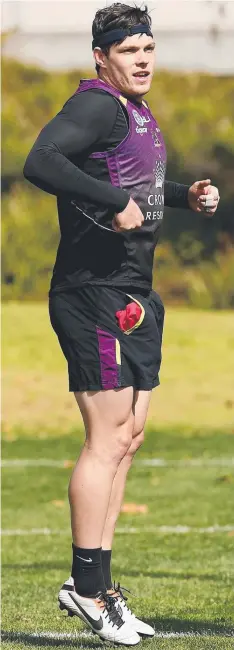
2, 303, 234, 434
2, 304, 234, 649
2, 430, 234, 649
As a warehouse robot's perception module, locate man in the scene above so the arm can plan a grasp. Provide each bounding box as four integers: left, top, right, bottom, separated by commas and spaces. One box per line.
23, 2, 220, 646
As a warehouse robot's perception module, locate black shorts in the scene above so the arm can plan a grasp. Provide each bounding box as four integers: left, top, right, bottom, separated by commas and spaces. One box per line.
48, 286, 165, 392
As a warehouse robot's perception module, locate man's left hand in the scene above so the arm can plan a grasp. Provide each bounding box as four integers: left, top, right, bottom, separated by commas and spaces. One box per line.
188, 179, 220, 215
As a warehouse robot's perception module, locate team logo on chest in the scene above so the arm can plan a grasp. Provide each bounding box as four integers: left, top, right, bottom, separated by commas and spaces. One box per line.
132, 109, 145, 126
132, 109, 150, 136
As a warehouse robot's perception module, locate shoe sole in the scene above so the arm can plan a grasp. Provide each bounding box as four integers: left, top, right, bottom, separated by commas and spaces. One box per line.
58, 591, 85, 620
59, 599, 78, 617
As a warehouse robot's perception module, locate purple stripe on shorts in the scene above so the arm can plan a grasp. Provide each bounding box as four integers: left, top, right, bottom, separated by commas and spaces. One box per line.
96, 328, 120, 389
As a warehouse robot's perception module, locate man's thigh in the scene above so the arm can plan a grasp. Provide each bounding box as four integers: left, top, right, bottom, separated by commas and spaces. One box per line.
133, 390, 152, 437
74, 387, 134, 434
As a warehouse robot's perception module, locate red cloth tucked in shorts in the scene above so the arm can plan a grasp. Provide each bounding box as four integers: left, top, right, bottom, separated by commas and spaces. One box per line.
116, 302, 142, 332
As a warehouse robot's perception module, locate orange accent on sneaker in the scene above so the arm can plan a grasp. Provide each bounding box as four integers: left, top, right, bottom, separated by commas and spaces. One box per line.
94, 597, 106, 611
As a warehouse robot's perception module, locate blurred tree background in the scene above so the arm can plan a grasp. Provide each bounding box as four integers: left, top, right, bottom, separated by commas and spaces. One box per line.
2, 55, 234, 306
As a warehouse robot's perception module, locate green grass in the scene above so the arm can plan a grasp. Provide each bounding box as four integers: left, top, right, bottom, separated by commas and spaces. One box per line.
2, 303, 234, 434
2, 303, 234, 647
2, 430, 234, 650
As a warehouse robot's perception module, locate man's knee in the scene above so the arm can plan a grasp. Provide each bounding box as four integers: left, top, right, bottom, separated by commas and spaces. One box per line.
127, 428, 145, 458
112, 421, 134, 462
86, 416, 134, 465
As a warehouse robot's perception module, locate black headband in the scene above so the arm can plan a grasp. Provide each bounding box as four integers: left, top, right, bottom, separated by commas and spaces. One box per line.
92, 24, 153, 50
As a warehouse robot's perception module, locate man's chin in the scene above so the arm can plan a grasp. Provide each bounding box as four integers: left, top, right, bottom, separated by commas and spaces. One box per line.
129, 80, 151, 97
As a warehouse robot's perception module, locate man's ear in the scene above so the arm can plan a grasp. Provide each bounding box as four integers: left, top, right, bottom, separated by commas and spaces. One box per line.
93, 47, 107, 71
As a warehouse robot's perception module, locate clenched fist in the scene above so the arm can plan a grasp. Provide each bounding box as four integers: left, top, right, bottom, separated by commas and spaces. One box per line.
188, 179, 220, 215
112, 197, 144, 232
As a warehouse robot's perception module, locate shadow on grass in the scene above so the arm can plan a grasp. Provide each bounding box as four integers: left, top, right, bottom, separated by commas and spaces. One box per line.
2, 563, 228, 584
145, 618, 234, 636
2, 617, 234, 649
119, 568, 226, 582
1, 630, 101, 648
2, 562, 69, 572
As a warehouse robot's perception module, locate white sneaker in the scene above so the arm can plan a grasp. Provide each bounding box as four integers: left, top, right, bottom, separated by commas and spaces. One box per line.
58, 577, 140, 646
108, 582, 155, 638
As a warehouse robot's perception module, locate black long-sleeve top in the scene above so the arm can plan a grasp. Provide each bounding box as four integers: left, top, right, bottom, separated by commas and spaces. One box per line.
23, 88, 190, 293
24, 89, 189, 210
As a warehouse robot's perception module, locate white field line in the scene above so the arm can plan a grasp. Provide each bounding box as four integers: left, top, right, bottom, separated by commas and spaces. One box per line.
1, 524, 234, 536
2, 630, 233, 641
2, 457, 234, 468
1, 459, 67, 467
138, 457, 234, 467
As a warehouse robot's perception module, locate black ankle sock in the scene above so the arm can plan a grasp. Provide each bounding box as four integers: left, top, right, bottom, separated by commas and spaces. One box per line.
71, 544, 106, 597
101, 549, 113, 590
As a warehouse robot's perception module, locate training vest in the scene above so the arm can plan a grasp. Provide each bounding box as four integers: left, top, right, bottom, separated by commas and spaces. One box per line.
75, 78, 167, 289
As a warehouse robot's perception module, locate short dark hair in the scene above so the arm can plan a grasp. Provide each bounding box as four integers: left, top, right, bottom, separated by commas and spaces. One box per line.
92, 3, 152, 74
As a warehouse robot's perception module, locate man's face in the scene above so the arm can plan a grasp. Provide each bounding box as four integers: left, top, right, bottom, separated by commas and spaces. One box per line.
94, 33, 155, 98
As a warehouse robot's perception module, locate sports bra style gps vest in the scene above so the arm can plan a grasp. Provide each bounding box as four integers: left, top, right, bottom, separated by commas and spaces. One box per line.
74, 78, 167, 289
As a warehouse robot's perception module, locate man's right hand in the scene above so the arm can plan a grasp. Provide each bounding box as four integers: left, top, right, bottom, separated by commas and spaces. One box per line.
112, 197, 144, 232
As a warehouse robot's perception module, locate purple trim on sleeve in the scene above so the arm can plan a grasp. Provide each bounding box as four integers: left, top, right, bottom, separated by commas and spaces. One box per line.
89, 151, 106, 159
97, 328, 121, 389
